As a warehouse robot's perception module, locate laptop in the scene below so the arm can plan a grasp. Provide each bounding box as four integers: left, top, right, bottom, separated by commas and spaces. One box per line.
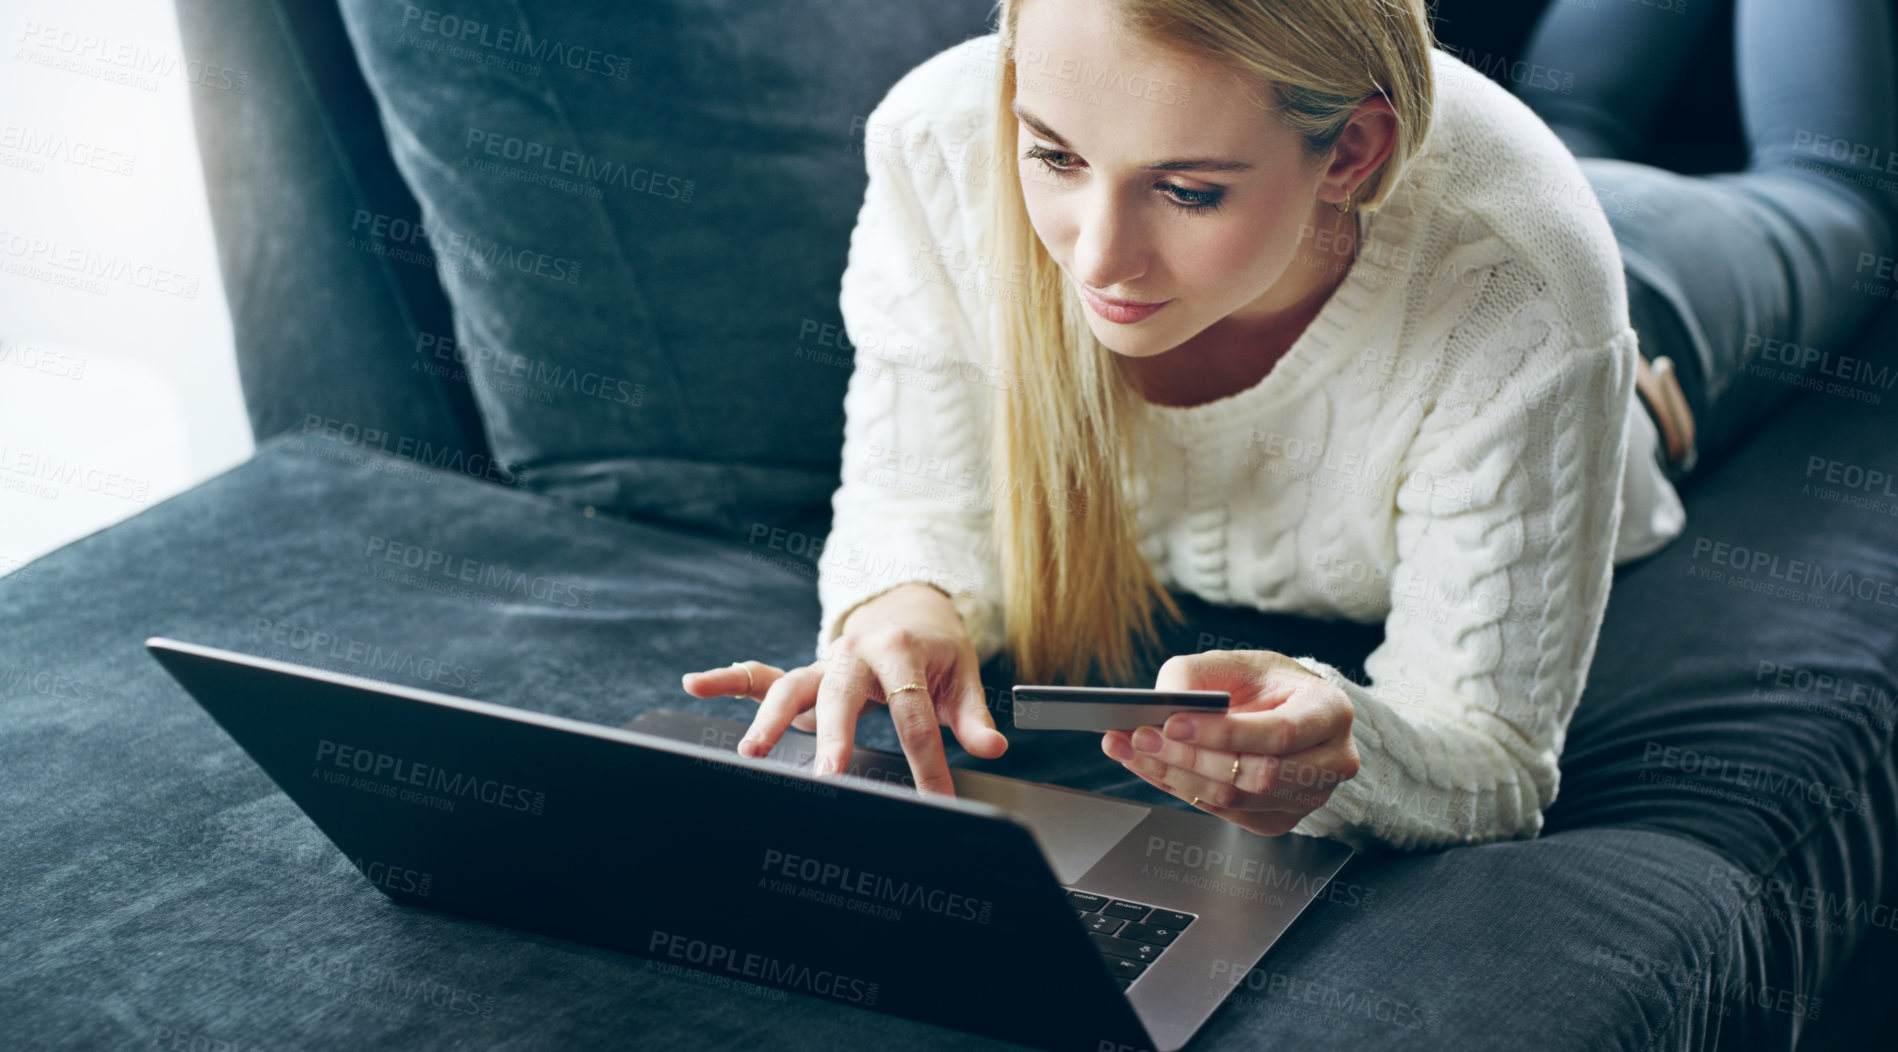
146, 637, 1354, 1052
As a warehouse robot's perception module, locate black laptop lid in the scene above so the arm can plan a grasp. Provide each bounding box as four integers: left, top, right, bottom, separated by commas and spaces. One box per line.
147, 639, 1152, 1052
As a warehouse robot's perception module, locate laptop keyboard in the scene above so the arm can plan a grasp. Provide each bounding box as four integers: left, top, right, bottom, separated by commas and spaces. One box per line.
1063, 889, 1196, 991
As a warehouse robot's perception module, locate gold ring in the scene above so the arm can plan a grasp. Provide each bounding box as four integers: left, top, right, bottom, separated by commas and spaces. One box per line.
1230, 756, 1242, 784
887, 682, 928, 699
1190, 796, 1202, 809
730, 661, 754, 697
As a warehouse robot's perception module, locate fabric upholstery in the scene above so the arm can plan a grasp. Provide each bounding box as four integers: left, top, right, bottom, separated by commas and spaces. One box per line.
329, 0, 999, 545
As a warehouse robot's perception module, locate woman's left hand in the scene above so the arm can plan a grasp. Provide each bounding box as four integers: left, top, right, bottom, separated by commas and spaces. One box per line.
1102, 650, 1360, 836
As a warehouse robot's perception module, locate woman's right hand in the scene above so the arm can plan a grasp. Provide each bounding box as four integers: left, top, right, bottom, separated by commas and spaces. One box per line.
679, 582, 1007, 797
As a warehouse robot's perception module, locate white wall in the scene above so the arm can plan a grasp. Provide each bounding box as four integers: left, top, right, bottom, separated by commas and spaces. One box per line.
0, 0, 252, 575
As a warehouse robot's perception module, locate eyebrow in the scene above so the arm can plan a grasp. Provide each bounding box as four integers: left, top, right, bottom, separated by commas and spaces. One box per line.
1010, 99, 1255, 173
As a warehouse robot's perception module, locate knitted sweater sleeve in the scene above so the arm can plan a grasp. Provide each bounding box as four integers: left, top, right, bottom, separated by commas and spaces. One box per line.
1287, 317, 1638, 850
813, 91, 1007, 664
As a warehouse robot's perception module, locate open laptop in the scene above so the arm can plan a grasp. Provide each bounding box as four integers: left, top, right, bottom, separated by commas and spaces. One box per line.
147, 637, 1353, 1052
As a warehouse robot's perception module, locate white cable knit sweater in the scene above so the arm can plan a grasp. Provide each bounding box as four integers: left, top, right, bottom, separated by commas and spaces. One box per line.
813, 35, 1687, 850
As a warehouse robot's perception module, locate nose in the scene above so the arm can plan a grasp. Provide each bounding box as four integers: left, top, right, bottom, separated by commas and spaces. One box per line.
1068, 187, 1149, 295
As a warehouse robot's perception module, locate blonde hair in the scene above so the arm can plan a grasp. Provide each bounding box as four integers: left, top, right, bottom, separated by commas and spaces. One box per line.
984, 0, 1437, 685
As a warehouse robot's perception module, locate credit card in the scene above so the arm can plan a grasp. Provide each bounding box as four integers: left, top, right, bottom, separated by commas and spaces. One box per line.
1010, 685, 1230, 732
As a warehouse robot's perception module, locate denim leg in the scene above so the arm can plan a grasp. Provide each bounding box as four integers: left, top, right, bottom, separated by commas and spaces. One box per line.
1516, 0, 1726, 161
1522, 0, 1898, 476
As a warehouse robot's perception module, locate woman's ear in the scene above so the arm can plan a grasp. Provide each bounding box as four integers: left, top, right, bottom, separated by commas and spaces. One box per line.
1321, 96, 1399, 206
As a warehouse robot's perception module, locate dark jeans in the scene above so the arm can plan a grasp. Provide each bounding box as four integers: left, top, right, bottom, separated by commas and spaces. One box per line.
1519, 0, 1898, 485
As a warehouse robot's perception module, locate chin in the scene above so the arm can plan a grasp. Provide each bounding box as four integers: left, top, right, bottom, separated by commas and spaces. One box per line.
1086, 314, 1192, 358
1089, 326, 1167, 358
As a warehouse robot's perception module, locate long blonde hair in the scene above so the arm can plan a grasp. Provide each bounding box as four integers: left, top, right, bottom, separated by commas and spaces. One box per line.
984, 0, 1437, 685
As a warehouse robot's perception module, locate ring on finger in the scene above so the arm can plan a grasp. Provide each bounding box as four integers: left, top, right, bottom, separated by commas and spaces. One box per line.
1230, 755, 1242, 785
887, 682, 928, 700
730, 661, 754, 698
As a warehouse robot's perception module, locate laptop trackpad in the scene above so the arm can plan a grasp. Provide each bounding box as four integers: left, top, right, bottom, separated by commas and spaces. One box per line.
949, 770, 1151, 885
624, 708, 1148, 884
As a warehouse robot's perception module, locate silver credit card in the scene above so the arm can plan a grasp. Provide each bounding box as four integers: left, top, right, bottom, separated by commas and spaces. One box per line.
1010, 685, 1231, 732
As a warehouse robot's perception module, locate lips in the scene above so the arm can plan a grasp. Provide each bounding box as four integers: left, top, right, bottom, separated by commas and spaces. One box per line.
1078, 284, 1171, 324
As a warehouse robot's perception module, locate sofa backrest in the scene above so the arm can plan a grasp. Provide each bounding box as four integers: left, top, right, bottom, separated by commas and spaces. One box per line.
179, 0, 1768, 547
330, 0, 1003, 544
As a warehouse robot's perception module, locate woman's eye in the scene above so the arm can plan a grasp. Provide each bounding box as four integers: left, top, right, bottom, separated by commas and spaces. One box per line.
1163, 185, 1223, 214
1020, 144, 1225, 215
1021, 143, 1080, 175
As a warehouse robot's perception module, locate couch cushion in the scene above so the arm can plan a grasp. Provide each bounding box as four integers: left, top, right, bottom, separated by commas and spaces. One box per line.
329, 0, 999, 544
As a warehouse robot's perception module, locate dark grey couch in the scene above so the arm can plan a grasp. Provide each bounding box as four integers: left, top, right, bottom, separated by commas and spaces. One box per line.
4, 1, 1895, 1049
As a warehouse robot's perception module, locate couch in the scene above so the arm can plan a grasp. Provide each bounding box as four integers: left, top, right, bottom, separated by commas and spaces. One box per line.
4, 0, 1895, 1048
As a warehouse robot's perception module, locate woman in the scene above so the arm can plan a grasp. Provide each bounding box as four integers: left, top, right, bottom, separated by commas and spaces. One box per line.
682, 0, 1896, 849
